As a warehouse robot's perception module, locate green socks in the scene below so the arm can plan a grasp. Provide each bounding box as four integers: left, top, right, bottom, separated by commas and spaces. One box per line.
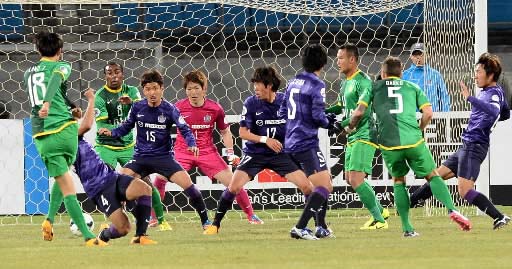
364, 181, 384, 213
152, 186, 165, 224
63, 195, 95, 240
47, 183, 64, 223
429, 176, 456, 211
356, 182, 385, 223
394, 183, 414, 232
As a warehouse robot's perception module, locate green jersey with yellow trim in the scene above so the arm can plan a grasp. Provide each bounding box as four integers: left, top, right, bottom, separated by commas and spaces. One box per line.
95, 84, 141, 148
24, 59, 74, 137
342, 70, 377, 144
359, 77, 430, 149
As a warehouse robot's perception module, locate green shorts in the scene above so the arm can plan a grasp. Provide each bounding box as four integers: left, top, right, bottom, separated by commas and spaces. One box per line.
35, 123, 78, 177
95, 145, 134, 169
345, 141, 377, 174
381, 142, 436, 178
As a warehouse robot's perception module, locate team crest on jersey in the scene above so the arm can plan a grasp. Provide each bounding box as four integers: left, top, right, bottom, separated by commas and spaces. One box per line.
59, 65, 69, 76
203, 114, 212, 123
158, 114, 166, 123
94, 108, 100, 117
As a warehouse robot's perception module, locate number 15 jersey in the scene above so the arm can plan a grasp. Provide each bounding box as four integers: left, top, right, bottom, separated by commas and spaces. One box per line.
359, 77, 430, 150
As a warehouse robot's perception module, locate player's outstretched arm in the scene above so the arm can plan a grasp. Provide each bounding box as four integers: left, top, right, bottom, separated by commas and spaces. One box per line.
239, 126, 282, 153
78, 88, 96, 136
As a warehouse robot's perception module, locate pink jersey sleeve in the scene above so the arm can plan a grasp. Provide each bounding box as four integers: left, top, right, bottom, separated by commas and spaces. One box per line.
215, 103, 229, 130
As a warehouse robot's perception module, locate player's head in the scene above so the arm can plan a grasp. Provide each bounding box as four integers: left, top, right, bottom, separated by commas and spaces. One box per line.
183, 70, 207, 107
476, 53, 502, 88
410, 42, 425, 66
104, 62, 124, 90
302, 44, 327, 73
141, 69, 164, 106
251, 66, 281, 102
337, 43, 359, 75
34, 31, 63, 58
381, 56, 403, 79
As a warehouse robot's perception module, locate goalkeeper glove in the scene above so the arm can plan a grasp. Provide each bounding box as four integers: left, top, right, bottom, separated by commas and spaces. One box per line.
226, 148, 241, 167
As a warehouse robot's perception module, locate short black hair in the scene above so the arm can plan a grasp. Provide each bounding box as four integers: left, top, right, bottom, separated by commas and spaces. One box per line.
34, 31, 63, 57
339, 43, 359, 62
141, 69, 164, 87
302, 44, 327, 73
0, 100, 11, 119
251, 66, 281, 92
477, 53, 502, 82
104, 62, 123, 74
382, 56, 402, 77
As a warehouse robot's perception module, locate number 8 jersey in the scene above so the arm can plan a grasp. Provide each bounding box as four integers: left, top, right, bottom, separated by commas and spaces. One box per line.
240, 92, 286, 155
359, 77, 430, 150
24, 59, 74, 137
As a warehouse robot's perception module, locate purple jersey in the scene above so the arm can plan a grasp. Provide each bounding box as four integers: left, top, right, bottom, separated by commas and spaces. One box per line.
240, 93, 286, 154
111, 99, 196, 157
279, 72, 330, 152
463, 85, 510, 145
74, 137, 117, 198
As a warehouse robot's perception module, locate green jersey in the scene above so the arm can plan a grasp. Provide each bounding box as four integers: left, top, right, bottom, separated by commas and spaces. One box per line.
327, 70, 376, 144
95, 84, 141, 149
24, 59, 74, 138
359, 77, 431, 150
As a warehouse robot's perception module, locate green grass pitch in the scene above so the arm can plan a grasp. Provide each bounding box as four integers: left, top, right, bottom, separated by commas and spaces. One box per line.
2, 208, 512, 269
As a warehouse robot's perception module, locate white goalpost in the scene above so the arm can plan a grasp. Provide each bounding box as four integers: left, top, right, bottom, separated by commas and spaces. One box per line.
0, 0, 484, 224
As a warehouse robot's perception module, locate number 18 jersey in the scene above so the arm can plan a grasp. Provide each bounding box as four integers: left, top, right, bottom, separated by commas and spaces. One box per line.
359, 77, 430, 150
23, 59, 74, 137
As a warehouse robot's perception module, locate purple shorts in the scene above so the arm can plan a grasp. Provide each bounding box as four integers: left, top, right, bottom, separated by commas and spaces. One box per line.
93, 174, 134, 216
289, 147, 328, 177
124, 155, 184, 179
443, 141, 488, 181
237, 153, 299, 179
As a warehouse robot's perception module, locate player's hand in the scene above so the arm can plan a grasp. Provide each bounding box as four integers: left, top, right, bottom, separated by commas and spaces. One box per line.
118, 95, 132, 105
226, 148, 241, 167
84, 88, 95, 101
325, 113, 337, 128
188, 146, 199, 157
265, 137, 283, 153
98, 128, 112, 136
459, 81, 470, 100
38, 102, 50, 118
344, 126, 355, 135
327, 121, 343, 137
71, 107, 82, 120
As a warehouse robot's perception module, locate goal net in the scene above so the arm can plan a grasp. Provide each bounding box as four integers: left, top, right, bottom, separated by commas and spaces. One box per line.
0, 0, 478, 224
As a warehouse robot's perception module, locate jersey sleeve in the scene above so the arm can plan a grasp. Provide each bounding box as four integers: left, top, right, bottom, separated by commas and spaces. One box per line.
325, 82, 344, 114
127, 85, 142, 102
172, 106, 196, 147
311, 83, 330, 128
53, 62, 72, 81
358, 82, 374, 108
240, 98, 253, 128
215, 104, 229, 130
414, 83, 431, 111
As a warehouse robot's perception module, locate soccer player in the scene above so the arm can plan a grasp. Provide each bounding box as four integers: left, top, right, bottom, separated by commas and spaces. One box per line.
94, 62, 171, 231
76, 88, 156, 245
203, 66, 314, 235
24, 31, 104, 246
409, 53, 510, 229
325, 43, 389, 229
98, 69, 211, 229
348, 56, 472, 237
153, 70, 262, 224
280, 44, 337, 240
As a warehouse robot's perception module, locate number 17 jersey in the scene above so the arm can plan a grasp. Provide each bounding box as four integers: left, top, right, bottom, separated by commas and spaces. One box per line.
359, 77, 430, 150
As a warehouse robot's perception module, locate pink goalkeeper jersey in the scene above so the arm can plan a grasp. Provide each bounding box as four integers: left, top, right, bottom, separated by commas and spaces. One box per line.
174, 98, 229, 155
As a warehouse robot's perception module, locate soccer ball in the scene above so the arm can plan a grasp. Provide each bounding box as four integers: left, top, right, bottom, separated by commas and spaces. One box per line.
69, 213, 95, 236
